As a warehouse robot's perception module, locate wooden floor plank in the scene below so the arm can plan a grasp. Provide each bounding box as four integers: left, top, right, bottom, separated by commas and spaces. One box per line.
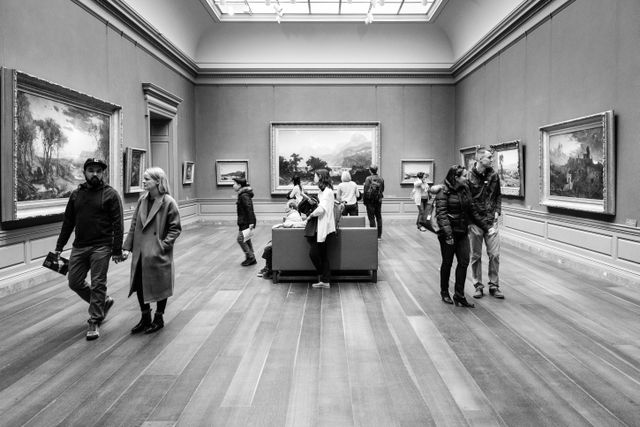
0, 222, 639, 426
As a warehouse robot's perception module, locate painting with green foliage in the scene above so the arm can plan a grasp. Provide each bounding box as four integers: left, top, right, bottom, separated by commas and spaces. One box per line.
270, 122, 380, 194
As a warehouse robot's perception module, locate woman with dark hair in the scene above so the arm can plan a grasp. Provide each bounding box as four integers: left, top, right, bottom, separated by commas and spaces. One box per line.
233, 177, 257, 266
306, 169, 336, 288
433, 165, 488, 307
288, 176, 305, 204
123, 167, 182, 334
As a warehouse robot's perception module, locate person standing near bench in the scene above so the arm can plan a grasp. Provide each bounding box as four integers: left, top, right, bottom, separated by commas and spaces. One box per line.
54, 158, 124, 341
306, 169, 336, 289
363, 165, 384, 239
233, 177, 257, 266
122, 167, 182, 334
336, 170, 360, 216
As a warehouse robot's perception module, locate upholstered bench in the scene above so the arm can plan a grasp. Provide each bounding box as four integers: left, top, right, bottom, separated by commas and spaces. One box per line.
271, 215, 378, 283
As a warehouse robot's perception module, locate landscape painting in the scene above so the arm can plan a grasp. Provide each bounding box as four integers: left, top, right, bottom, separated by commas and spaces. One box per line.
400, 159, 434, 185
539, 111, 615, 214
124, 147, 146, 193
1, 70, 121, 222
490, 140, 524, 197
270, 122, 380, 194
216, 160, 248, 186
460, 145, 479, 171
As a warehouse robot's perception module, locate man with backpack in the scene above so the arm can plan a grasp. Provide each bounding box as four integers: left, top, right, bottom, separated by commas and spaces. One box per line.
363, 165, 385, 239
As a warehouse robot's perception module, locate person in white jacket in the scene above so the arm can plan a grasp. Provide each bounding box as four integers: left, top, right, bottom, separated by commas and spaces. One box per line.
306, 169, 336, 289
410, 171, 430, 231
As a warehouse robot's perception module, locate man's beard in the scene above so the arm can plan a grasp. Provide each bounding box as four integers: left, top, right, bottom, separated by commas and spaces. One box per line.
88, 176, 103, 186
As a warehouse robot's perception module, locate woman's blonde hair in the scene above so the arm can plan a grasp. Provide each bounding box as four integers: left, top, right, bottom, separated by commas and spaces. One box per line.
341, 171, 352, 182
145, 166, 170, 195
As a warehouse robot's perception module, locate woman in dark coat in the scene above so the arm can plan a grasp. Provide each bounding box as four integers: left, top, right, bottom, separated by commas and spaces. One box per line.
233, 177, 257, 266
123, 167, 182, 334
433, 165, 488, 307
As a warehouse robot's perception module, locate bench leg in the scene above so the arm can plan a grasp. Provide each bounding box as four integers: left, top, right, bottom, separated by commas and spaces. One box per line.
371, 270, 377, 283
273, 271, 280, 284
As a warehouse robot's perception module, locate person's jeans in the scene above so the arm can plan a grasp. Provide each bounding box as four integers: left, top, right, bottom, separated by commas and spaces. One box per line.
237, 230, 255, 260
307, 234, 334, 283
468, 223, 500, 287
67, 245, 111, 324
438, 233, 470, 298
343, 203, 358, 216
365, 201, 383, 238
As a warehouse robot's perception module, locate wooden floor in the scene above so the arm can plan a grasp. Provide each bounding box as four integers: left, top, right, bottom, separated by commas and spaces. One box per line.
1, 222, 639, 427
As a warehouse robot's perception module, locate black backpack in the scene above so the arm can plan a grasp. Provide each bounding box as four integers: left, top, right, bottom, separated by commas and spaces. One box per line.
364, 177, 383, 202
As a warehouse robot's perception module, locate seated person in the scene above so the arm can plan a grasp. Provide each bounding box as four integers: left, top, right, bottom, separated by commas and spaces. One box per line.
258, 200, 305, 279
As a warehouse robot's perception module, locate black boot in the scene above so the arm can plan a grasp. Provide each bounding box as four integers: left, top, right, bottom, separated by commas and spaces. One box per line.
144, 312, 164, 334
131, 310, 152, 334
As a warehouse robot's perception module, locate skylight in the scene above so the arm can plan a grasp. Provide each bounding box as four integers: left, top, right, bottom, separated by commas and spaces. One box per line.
204, 0, 446, 23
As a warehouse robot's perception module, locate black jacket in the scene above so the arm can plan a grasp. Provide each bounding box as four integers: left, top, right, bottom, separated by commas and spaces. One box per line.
55, 182, 124, 255
434, 179, 487, 239
468, 166, 502, 228
236, 186, 256, 230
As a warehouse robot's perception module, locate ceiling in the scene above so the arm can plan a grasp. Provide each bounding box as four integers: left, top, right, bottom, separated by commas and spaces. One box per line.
120, 0, 529, 69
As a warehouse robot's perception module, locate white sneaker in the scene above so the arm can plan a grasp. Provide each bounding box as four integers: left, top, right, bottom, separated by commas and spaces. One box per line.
86, 323, 100, 341
312, 282, 330, 289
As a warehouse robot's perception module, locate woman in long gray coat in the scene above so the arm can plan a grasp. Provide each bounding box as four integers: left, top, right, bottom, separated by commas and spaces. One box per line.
123, 167, 181, 334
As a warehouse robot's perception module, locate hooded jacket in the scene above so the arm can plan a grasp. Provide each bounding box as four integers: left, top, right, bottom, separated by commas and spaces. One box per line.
433, 178, 488, 240
467, 165, 502, 227
236, 186, 256, 230
55, 182, 124, 255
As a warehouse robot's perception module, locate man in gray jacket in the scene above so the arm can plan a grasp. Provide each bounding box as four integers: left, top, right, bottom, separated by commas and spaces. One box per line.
55, 158, 125, 340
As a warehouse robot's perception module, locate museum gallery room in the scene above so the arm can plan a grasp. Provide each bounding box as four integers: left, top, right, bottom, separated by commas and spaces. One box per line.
0, 0, 639, 425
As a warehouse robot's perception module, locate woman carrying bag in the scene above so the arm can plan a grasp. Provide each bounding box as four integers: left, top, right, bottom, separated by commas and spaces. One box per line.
306, 169, 336, 289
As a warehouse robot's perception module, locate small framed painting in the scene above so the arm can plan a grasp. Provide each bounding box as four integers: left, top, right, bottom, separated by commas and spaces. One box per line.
124, 147, 146, 193
216, 159, 248, 186
459, 145, 480, 171
400, 159, 434, 185
182, 161, 194, 184
490, 140, 524, 197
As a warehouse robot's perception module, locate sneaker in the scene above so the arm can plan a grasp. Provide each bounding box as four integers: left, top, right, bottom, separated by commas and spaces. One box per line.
473, 283, 484, 299
86, 323, 100, 341
489, 285, 504, 299
241, 258, 257, 266
257, 267, 268, 277
311, 282, 330, 289
103, 297, 114, 321
418, 226, 427, 232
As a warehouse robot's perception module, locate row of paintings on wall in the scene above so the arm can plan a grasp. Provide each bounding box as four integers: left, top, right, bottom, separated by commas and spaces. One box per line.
0, 68, 615, 224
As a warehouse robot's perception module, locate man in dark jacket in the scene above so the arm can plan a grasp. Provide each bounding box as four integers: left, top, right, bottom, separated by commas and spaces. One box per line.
233, 177, 256, 266
54, 158, 125, 340
467, 147, 503, 299
363, 165, 385, 239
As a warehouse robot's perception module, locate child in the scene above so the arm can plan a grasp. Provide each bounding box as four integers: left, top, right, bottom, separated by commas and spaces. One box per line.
257, 200, 305, 279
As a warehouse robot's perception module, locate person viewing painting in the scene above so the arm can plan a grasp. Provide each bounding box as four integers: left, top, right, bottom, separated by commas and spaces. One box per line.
122, 167, 182, 334
287, 175, 305, 204
411, 171, 430, 232
306, 169, 336, 289
363, 165, 384, 239
336, 171, 360, 216
433, 165, 491, 308
233, 177, 257, 266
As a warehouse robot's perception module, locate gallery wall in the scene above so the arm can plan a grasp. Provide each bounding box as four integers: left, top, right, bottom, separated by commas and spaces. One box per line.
454, 0, 640, 281
194, 84, 455, 203
0, 0, 197, 287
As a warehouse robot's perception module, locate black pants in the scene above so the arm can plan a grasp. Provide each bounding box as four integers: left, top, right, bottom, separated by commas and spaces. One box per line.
342, 203, 358, 216
132, 261, 167, 313
306, 233, 334, 283
262, 244, 272, 271
365, 201, 383, 238
438, 233, 470, 299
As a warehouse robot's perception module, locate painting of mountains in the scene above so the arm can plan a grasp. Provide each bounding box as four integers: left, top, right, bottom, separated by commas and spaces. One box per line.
216, 160, 248, 186
271, 122, 380, 194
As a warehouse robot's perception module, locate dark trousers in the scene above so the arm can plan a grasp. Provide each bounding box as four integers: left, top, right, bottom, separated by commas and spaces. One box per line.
342, 203, 358, 216
365, 201, 383, 238
262, 244, 272, 271
132, 261, 167, 314
438, 233, 470, 299
306, 234, 334, 283
67, 245, 111, 325
416, 198, 429, 228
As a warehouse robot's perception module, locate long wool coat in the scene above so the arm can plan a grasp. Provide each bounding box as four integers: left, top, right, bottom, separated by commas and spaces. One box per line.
123, 193, 182, 302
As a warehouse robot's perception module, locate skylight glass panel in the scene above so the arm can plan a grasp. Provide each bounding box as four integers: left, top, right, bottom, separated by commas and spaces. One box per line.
340, 3, 372, 14
399, 2, 430, 14
310, 2, 340, 14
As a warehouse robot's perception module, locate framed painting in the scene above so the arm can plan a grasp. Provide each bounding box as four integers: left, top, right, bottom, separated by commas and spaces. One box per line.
216, 159, 248, 186
539, 110, 615, 214
459, 145, 480, 171
0, 69, 121, 223
182, 161, 195, 184
124, 147, 146, 193
400, 159, 434, 185
490, 140, 524, 197
270, 121, 381, 194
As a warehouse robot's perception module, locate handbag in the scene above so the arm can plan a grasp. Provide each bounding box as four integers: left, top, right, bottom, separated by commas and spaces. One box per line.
423, 196, 439, 233
304, 216, 318, 237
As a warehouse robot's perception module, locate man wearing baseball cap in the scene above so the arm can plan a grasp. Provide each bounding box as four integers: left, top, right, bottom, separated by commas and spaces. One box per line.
54, 157, 125, 341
